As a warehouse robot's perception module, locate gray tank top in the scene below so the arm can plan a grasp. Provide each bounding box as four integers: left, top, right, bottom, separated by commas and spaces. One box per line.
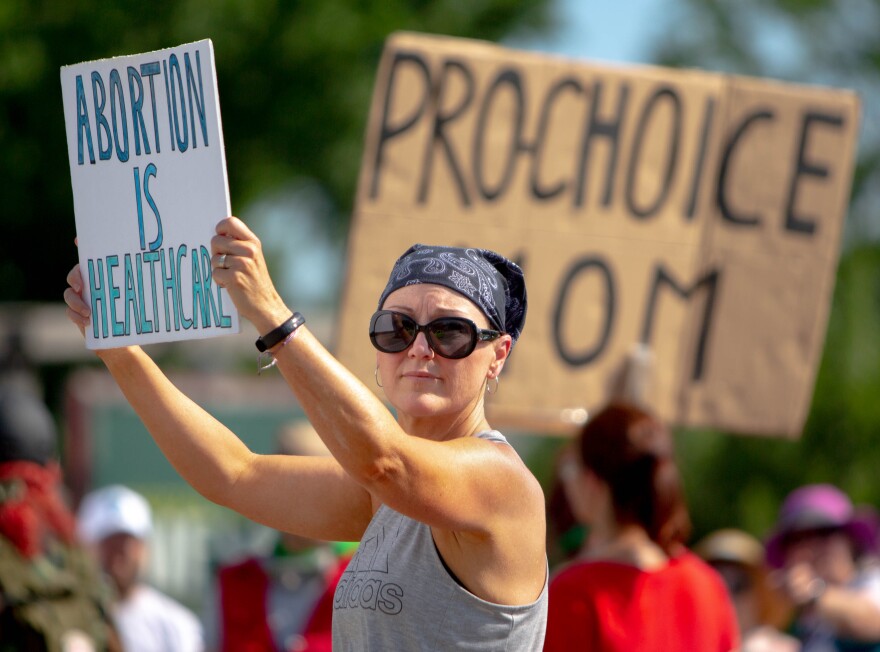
331, 430, 548, 651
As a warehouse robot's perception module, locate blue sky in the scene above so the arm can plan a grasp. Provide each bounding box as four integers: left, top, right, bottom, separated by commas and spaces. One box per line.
513, 0, 674, 64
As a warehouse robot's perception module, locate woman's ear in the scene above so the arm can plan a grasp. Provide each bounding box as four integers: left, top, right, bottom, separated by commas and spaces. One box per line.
489, 335, 512, 378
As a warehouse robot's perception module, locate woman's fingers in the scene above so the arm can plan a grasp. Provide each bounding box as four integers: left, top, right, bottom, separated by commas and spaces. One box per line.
210, 234, 257, 266
209, 218, 288, 328
211, 217, 264, 279
66, 263, 83, 294
64, 265, 92, 324
64, 264, 89, 337
215, 215, 257, 241
65, 305, 88, 336
63, 285, 89, 315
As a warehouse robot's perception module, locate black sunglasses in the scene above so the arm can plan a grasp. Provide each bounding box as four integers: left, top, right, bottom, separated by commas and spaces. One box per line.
712, 562, 753, 596
369, 310, 502, 359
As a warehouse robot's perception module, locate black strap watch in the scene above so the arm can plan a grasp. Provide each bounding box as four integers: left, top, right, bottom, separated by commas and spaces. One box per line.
255, 312, 305, 352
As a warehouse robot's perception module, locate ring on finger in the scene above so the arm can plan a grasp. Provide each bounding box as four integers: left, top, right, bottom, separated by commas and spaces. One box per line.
217, 253, 228, 269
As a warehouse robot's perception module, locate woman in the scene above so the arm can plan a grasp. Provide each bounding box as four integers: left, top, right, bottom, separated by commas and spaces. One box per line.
544, 401, 739, 651
64, 218, 548, 651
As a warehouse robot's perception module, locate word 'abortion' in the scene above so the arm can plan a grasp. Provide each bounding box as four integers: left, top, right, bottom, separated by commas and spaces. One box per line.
73, 49, 210, 166
86, 245, 232, 340
369, 50, 851, 236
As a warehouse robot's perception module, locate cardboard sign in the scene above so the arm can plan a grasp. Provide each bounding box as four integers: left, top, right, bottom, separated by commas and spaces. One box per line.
61, 39, 238, 349
336, 32, 860, 437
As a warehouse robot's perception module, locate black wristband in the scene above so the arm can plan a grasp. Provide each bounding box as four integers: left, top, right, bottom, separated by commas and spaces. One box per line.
255, 312, 305, 352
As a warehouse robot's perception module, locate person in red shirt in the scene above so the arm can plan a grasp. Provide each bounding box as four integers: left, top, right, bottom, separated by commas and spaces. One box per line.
544, 401, 740, 652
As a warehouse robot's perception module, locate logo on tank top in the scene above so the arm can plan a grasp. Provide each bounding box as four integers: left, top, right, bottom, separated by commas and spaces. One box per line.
334, 524, 404, 615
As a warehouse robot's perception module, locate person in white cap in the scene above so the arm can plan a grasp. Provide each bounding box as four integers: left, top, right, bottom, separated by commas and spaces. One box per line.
77, 484, 204, 652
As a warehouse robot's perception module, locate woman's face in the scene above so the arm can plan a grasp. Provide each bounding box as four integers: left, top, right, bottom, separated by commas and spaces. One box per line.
376, 284, 510, 423
782, 527, 857, 585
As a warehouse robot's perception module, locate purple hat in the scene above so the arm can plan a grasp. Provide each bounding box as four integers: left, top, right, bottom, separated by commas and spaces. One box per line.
764, 484, 879, 569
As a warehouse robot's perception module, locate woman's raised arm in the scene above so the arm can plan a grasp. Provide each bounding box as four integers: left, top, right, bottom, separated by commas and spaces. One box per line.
64, 263, 372, 542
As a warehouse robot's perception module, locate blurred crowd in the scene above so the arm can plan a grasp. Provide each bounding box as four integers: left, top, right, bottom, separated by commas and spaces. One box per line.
0, 371, 349, 652
2, 364, 880, 651
543, 400, 880, 652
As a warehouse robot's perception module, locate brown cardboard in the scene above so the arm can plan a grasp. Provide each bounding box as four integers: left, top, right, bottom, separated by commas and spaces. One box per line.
335, 32, 860, 437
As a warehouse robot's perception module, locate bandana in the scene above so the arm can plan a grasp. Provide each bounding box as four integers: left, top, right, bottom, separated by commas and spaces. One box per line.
377, 244, 527, 344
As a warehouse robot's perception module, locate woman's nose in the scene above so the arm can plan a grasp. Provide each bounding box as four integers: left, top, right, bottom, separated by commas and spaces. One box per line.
408, 331, 435, 358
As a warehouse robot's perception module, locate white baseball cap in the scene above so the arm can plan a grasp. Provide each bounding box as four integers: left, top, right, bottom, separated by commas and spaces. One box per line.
77, 484, 153, 544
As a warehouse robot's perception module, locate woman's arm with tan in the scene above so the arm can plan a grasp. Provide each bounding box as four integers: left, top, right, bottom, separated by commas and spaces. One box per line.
64, 266, 372, 542
269, 325, 546, 605
278, 327, 542, 533
212, 217, 544, 536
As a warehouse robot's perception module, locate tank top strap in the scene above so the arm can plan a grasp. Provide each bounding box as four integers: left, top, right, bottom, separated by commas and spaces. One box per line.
474, 429, 510, 446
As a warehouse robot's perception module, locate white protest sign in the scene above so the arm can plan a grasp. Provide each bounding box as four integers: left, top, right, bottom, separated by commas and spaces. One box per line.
61, 39, 238, 349
336, 32, 860, 437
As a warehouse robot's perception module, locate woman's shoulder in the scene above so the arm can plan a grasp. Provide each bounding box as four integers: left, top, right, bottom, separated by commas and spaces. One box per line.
473, 429, 540, 488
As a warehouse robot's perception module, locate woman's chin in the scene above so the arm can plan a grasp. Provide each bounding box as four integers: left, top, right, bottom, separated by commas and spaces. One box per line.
393, 392, 449, 419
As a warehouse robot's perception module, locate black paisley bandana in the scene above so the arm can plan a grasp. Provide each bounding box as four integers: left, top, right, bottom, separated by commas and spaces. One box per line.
377, 244, 527, 345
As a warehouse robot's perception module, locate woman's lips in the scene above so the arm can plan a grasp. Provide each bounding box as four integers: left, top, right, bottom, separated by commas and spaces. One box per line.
403, 370, 437, 380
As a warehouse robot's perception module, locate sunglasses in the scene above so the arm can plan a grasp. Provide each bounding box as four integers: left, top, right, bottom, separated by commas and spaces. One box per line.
369, 310, 502, 359
712, 562, 753, 596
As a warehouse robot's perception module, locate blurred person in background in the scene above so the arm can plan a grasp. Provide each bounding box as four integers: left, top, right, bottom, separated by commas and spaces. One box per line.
205, 420, 350, 652
695, 528, 799, 652
765, 483, 880, 651
78, 484, 204, 652
0, 379, 120, 651
544, 401, 739, 652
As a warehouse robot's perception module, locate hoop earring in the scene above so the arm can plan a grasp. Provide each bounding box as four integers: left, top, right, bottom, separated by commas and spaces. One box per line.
486, 376, 499, 395
374, 367, 383, 388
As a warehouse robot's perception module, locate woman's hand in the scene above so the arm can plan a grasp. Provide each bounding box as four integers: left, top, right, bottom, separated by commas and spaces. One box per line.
63, 263, 90, 338
780, 562, 825, 609
211, 216, 291, 334
63, 260, 139, 359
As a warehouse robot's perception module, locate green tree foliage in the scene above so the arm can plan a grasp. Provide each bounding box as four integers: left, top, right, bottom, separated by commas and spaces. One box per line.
678, 245, 880, 541
0, 0, 552, 302
651, 0, 880, 246
649, 0, 880, 541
